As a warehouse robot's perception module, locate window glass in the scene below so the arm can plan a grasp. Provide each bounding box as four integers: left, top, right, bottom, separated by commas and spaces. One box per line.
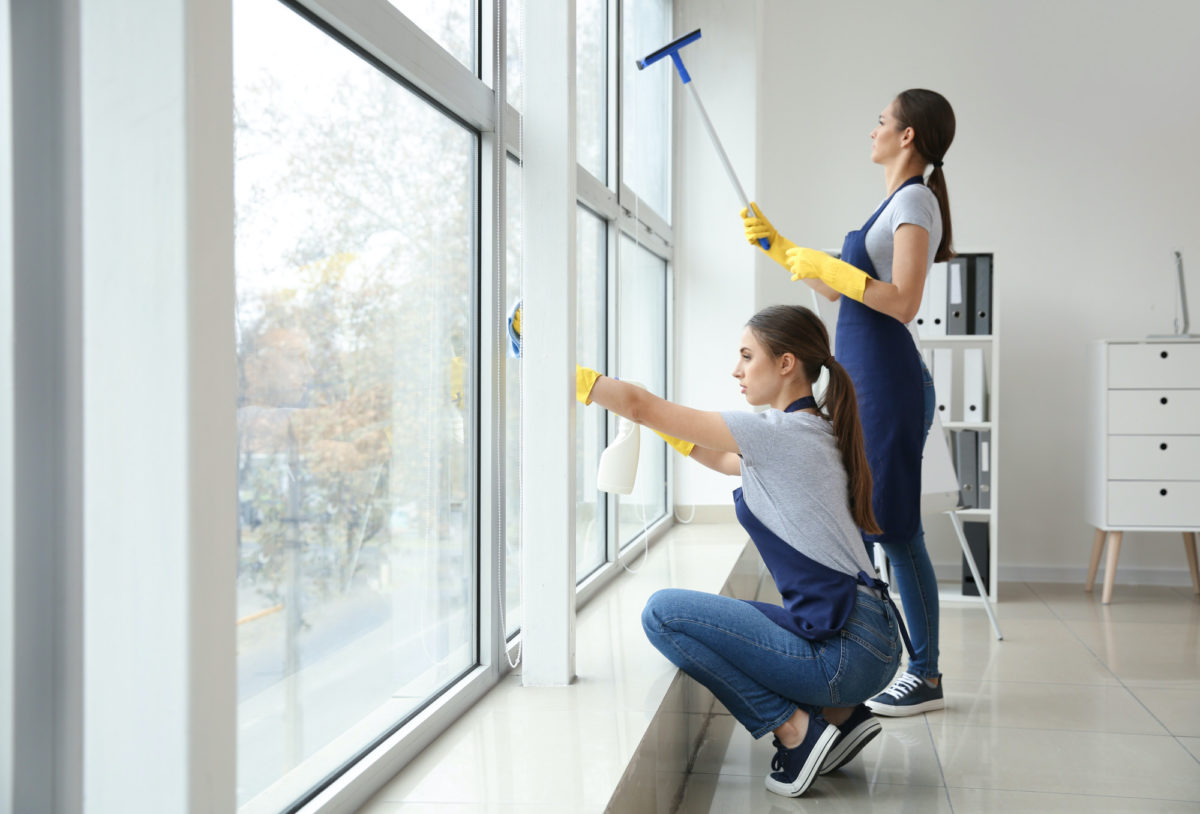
389, 0, 477, 74
616, 235, 667, 546
621, 0, 671, 217
505, 156, 522, 635
576, 206, 607, 580
576, 0, 607, 182
234, 1, 476, 804
507, 0, 523, 111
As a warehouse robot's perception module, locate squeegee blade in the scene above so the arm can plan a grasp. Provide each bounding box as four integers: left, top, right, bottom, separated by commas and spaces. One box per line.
635, 28, 701, 70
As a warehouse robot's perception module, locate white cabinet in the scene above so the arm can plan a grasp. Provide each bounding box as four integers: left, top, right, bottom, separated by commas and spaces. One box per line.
1085, 339, 1200, 603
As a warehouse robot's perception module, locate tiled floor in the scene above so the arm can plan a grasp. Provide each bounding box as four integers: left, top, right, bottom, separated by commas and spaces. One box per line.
675, 582, 1200, 813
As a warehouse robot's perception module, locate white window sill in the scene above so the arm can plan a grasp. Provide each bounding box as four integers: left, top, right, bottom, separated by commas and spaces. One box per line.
356, 522, 754, 812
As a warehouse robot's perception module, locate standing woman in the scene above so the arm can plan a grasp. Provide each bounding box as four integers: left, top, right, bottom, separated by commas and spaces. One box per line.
742, 89, 955, 716
576, 305, 906, 797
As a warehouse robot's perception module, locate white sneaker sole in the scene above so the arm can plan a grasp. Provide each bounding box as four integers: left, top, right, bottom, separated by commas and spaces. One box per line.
763, 723, 839, 798
819, 717, 882, 774
865, 696, 945, 717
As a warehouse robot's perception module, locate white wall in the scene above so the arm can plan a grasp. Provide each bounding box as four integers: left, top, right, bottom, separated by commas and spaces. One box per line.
671, 0, 760, 508
677, 0, 1200, 582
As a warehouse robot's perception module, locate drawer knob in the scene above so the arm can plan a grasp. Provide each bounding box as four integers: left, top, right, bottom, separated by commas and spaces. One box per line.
1161, 350, 1169, 359
1160, 396, 1169, 405
1160, 442, 1168, 450
1160, 488, 1169, 496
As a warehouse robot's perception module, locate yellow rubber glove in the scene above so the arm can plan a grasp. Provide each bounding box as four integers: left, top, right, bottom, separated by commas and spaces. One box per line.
653, 429, 694, 457
576, 365, 601, 405
741, 202, 796, 270
784, 246, 871, 303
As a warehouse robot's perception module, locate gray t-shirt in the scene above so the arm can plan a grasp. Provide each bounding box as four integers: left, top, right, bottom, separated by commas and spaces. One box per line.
721, 408, 876, 579
864, 183, 942, 283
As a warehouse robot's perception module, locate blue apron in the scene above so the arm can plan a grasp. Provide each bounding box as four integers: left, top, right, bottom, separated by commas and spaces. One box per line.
836, 176, 926, 546
733, 396, 915, 657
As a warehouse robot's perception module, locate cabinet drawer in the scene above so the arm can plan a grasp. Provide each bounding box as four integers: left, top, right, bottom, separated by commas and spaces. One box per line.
1108, 390, 1200, 434
1108, 436, 1200, 480
1108, 343, 1200, 388
1108, 481, 1200, 526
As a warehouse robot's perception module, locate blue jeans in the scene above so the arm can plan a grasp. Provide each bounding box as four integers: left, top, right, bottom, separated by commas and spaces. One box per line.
876, 362, 940, 680
642, 588, 902, 738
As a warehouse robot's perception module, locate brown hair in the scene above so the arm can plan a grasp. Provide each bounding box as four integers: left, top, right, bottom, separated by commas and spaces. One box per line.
894, 89, 956, 262
746, 305, 881, 535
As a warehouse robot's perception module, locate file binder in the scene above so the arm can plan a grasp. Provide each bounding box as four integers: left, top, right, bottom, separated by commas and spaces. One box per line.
955, 429, 979, 508
947, 257, 969, 335
977, 430, 992, 509
961, 520, 990, 596
913, 276, 932, 334
970, 255, 992, 335
962, 347, 987, 422
932, 347, 952, 418
925, 261, 948, 337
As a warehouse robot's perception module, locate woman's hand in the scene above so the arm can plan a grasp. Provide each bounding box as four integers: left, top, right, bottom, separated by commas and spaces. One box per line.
741, 203, 796, 270
785, 247, 870, 303
576, 365, 601, 404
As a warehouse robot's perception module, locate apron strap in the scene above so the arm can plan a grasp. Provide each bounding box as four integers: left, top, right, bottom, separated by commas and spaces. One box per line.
857, 570, 916, 663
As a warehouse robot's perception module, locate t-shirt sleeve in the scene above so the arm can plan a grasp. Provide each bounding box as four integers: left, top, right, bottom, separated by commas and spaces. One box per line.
888, 186, 937, 234
720, 409, 780, 465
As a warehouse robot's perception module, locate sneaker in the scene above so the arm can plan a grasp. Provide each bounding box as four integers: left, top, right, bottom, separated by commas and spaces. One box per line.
818, 704, 882, 774
866, 672, 944, 717
764, 713, 839, 797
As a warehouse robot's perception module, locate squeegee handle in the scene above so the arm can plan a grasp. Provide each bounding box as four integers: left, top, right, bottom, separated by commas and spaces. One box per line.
685, 84, 770, 250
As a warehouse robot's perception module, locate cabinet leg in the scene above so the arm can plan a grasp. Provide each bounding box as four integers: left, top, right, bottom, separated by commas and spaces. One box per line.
1085, 528, 1106, 592
1102, 531, 1122, 605
1184, 532, 1200, 596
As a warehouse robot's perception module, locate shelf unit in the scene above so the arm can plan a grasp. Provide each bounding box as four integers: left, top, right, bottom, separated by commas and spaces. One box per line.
915, 254, 998, 603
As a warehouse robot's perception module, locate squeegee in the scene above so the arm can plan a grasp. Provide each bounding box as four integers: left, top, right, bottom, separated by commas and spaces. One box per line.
637, 29, 769, 250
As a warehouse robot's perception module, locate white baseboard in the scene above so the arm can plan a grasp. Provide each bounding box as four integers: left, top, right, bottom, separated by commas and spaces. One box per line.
931, 561, 1197, 588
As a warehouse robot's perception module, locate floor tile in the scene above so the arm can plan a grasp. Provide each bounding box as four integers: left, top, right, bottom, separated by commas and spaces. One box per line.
676, 773, 953, 813
937, 581, 1057, 621
947, 786, 1200, 813
1126, 685, 1200, 736
932, 724, 1200, 801
1031, 581, 1200, 624
689, 713, 946, 789
937, 618, 1118, 685
1063, 619, 1200, 687
938, 679, 1167, 734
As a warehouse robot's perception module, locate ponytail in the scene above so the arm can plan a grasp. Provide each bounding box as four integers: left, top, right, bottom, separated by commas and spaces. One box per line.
894, 88, 956, 262
926, 166, 954, 262
821, 359, 881, 535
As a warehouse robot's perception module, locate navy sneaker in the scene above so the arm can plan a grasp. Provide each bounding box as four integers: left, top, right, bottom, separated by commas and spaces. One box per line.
818, 704, 882, 774
866, 672, 945, 717
764, 712, 839, 797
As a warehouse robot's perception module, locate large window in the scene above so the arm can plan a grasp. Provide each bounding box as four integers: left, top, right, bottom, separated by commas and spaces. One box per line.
576, 0, 608, 183
505, 156, 523, 636
616, 236, 668, 546
234, 0, 477, 805
576, 206, 608, 580
621, 0, 671, 217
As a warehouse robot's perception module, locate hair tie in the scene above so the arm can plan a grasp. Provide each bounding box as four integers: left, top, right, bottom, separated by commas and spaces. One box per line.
824, 355, 835, 368
932, 159, 944, 169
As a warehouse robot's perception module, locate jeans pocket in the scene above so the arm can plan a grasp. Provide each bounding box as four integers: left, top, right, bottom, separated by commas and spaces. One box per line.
843, 604, 899, 664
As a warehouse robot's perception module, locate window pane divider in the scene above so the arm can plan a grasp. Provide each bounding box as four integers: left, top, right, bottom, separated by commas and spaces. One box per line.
617, 182, 672, 251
